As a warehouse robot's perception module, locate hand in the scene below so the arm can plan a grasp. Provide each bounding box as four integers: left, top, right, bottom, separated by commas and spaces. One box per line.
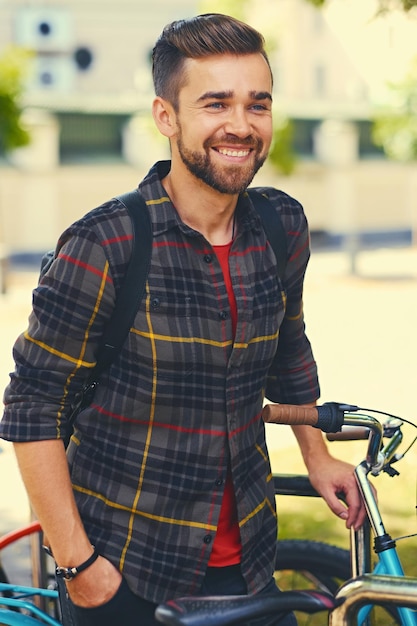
65, 555, 122, 608
307, 455, 369, 530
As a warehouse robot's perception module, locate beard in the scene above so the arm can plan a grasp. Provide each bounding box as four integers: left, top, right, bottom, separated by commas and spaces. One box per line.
176, 133, 268, 195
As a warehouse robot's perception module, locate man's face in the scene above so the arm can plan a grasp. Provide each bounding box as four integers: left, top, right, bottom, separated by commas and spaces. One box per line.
172, 53, 273, 195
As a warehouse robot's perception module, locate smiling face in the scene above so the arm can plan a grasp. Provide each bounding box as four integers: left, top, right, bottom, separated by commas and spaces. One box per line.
170, 53, 273, 195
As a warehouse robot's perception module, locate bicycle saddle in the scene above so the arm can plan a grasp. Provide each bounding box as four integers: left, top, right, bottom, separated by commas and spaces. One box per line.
155, 590, 339, 626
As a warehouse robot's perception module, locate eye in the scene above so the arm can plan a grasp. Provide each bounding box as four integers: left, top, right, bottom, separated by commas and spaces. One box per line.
250, 103, 270, 112
206, 101, 226, 110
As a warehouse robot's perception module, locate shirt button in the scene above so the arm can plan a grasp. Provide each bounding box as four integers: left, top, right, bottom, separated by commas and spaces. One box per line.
203, 534, 212, 544
204, 254, 213, 263
215, 478, 224, 486
219, 311, 228, 320
151, 298, 160, 308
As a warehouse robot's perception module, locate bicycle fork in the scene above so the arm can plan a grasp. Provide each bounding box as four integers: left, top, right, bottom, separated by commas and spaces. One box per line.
347, 462, 417, 626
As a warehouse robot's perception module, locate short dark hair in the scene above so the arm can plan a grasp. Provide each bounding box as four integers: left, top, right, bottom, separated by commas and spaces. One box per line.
152, 13, 272, 109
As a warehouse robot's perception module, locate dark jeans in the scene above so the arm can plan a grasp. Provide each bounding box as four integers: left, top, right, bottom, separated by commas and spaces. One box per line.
58, 565, 297, 626
201, 566, 297, 626
57, 576, 156, 626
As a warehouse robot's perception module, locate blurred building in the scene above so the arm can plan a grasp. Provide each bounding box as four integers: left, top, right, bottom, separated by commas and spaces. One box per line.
2, 0, 416, 161
0, 0, 416, 260
0, 0, 199, 161
263, 0, 417, 157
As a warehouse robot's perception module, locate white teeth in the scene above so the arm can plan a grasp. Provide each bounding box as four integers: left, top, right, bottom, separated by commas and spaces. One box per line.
218, 148, 250, 157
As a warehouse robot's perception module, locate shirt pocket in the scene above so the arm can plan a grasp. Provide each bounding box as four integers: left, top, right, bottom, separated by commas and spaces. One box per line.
136, 293, 197, 382
251, 281, 286, 337
235, 280, 284, 369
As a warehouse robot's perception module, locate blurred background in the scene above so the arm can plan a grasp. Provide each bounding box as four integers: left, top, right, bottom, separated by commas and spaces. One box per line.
0, 0, 416, 592
1, 0, 417, 266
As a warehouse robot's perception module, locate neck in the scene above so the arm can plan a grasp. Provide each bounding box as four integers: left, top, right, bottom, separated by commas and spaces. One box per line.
162, 166, 238, 246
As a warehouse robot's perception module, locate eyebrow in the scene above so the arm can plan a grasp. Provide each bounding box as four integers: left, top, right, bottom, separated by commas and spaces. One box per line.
197, 90, 273, 102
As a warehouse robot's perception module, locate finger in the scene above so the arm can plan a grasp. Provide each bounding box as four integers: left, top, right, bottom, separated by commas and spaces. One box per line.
320, 488, 350, 523
343, 490, 367, 530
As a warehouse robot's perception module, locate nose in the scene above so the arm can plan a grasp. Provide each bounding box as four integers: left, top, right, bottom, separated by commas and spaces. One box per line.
224, 106, 252, 137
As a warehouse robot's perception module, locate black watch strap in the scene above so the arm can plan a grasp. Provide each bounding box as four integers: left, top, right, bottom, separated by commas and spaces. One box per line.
55, 547, 99, 580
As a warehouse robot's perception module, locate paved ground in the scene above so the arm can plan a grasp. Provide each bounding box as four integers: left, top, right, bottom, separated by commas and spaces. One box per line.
0, 244, 416, 585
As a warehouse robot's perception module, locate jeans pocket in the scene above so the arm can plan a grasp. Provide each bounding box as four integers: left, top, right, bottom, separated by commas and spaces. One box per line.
70, 577, 136, 626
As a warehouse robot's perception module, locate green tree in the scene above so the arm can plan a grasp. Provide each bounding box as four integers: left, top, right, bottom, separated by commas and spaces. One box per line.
304, 0, 417, 11
372, 57, 417, 161
0, 46, 31, 153
268, 118, 296, 176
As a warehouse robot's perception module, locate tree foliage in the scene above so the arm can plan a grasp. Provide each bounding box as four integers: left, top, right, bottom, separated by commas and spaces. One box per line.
372, 0, 417, 12
304, 0, 417, 11
372, 57, 417, 161
268, 118, 296, 176
0, 46, 31, 153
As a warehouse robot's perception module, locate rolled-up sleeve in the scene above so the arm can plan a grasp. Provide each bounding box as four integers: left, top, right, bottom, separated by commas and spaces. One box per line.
1, 206, 128, 442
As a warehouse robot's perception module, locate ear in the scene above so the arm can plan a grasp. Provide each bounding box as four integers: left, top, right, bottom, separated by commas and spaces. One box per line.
152, 97, 178, 138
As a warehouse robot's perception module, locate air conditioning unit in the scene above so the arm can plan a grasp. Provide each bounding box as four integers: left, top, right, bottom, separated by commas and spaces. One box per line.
15, 7, 73, 52
29, 56, 75, 92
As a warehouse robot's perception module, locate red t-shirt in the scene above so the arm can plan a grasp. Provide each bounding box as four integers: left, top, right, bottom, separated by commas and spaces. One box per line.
208, 241, 242, 566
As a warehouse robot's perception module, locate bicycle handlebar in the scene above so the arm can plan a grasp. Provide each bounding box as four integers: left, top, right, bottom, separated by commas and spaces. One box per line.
262, 402, 359, 433
262, 403, 319, 426
327, 426, 370, 441
263, 402, 396, 469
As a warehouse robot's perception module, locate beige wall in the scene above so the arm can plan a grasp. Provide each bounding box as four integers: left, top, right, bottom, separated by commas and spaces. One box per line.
258, 160, 416, 235
0, 158, 415, 255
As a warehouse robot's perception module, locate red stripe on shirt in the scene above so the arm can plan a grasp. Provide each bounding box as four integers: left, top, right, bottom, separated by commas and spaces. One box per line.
58, 253, 113, 283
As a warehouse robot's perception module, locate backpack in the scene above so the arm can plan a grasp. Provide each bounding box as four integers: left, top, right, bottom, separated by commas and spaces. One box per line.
40, 188, 287, 445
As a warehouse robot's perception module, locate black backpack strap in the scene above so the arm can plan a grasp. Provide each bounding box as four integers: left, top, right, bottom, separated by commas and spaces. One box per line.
247, 189, 287, 279
93, 189, 152, 377
65, 189, 151, 441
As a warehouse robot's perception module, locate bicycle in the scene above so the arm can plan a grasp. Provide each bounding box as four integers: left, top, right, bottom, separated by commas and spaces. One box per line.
0, 520, 60, 625
155, 402, 417, 626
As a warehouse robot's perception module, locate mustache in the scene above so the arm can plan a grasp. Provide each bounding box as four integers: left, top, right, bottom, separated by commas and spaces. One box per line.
204, 135, 262, 150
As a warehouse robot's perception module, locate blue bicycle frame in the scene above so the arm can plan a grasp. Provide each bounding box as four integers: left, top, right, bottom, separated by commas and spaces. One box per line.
354, 460, 417, 626
355, 549, 416, 626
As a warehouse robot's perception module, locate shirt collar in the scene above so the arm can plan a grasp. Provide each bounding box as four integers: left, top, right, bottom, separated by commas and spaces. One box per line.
138, 160, 263, 238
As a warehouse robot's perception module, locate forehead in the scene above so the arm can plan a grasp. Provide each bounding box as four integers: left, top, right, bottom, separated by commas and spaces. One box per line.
180, 53, 272, 99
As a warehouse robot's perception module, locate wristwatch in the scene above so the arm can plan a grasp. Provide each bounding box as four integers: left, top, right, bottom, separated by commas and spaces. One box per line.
55, 547, 99, 580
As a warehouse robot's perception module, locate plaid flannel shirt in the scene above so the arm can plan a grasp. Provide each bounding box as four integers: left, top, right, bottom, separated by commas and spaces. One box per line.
1, 161, 320, 603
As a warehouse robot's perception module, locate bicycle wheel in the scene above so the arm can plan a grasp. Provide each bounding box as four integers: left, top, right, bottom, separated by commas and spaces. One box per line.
275, 539, 401, 626
275, 539, 350, 594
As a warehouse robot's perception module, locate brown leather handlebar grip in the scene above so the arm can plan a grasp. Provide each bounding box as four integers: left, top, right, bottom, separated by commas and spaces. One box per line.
262, 403, 319, 426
